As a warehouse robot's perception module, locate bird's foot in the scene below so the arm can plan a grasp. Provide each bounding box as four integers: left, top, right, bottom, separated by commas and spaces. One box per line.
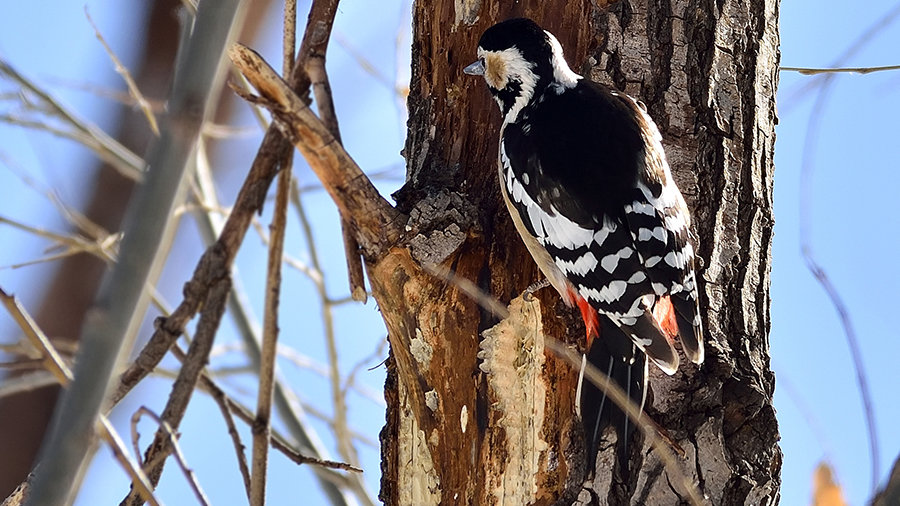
523, 279, 550, 301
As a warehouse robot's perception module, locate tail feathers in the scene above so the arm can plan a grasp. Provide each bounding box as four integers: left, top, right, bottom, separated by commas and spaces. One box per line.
580, 316, 647, 477
669, 294, 704, 364
619, 311, 679, 375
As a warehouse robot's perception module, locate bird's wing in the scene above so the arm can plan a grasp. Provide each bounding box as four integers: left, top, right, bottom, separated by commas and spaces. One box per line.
500, 84, 681, 372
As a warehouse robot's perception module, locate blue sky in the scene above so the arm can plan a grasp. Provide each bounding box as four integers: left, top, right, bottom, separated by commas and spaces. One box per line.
1, 1, 899, 505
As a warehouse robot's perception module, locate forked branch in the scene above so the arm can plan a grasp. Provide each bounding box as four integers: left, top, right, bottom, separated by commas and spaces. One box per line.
229, 43, 404, 260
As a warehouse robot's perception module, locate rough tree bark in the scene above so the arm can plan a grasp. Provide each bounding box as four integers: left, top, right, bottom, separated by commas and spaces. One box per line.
374, 0, 781, 504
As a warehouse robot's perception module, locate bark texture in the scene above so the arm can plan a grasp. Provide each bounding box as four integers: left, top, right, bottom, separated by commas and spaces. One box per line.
375, 0, 781, 504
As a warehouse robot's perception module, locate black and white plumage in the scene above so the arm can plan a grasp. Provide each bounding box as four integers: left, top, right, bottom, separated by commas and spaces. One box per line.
465, 18, 704, 473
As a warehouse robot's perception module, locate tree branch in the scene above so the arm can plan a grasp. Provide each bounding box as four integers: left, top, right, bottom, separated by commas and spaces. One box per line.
229, 43, 404, 259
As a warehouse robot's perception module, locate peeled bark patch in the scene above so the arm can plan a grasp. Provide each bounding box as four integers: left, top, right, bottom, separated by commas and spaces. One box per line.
479, 296, 550, 504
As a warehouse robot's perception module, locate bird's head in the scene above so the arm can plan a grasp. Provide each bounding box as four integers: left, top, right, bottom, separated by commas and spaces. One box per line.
464, 18, 580, 122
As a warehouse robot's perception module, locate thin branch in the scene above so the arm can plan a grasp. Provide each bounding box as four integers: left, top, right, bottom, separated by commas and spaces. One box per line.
333, 31, 408, 97
0, 288, 160, 506
299, 10, 367, 303
176, 346, 364, 475
0, 370, 57, 399
798, 66, 880, 495
341, 337, 388, 401
0, 358, 45, 371
192, 64, 363, 506
122, 276, 231, 506
270, 437, 362, 473
0, 59, 145, 179
781, 64, 900, 75
291, 187, 356, 466
250, 1, 296, 497
130, 407, 210, 506
780, 3, 900, 114
204, 363, 253, 501
40, 77, 164, 112
27, 1, 244, 500
0, 215, 118, 269
84, 7, 159, 135
102, 3, 377, 504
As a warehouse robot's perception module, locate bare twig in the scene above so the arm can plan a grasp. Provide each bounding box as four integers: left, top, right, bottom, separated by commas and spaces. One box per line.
122, 276, 232, 506
0, 215, 118, 269
283, 0, 297, 77
291, 187, 357, 467
341, 337, 388, 402
192, 138, 357, 489
40, 77, 164, 112
130, 407, 210, 506
781, 64, 900, 75
333, 31, 407, 97
0, 371, 57, 399
0, 59, 145, 180
422, 264, 509, 318
798, 64, 880, 495
170, 339, 364, 477
102, 7, 363, 504
270, 437, 362, 473
0, 358, 45, 371
780, 3, 900, 114
84, 7, 159, 135
97, 4, 381, 505
204, 364, 253, 500
299, 9, 367, 303
250, 3, 298, 501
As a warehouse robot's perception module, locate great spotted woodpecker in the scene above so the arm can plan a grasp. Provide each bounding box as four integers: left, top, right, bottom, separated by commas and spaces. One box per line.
464, 18, 704, 474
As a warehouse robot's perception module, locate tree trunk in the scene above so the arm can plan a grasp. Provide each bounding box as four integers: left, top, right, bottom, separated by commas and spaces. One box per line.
373, 0, 780, 504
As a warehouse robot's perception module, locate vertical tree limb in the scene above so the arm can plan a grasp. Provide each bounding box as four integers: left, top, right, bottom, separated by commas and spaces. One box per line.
26, 3, 245, 505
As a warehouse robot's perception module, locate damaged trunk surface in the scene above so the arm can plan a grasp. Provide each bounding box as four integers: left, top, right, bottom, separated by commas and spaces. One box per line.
374, 0, 781, 504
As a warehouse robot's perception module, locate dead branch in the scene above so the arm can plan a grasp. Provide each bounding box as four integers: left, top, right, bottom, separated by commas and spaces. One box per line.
295, 0, 367, 302
229, 42, 403, 259
120, 276, 231, 506
130, 407, 210, 506
250, 1, 298, 499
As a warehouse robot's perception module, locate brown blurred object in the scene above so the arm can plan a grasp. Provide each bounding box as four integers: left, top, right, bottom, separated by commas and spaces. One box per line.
873, 454, 900, 506
0, 0, 278, 497
0, 1, 180, 498
813, 462, 848, 506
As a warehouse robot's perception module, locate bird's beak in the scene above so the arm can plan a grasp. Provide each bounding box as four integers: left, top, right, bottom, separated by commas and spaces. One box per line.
463, 60, 484, 76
